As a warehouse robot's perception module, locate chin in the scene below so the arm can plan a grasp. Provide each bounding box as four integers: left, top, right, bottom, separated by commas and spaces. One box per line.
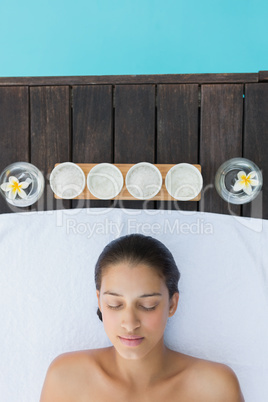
116, 340, 161, 362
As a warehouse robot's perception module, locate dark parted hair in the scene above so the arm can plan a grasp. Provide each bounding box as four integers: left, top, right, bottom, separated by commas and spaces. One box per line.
95, 234, 180, 321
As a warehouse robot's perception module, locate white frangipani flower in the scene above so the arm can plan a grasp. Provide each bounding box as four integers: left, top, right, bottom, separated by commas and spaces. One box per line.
233, 171, 258, 195
0, 176, 31, 199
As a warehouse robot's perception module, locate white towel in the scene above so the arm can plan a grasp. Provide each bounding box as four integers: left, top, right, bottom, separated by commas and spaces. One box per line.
0, 208, 267, 402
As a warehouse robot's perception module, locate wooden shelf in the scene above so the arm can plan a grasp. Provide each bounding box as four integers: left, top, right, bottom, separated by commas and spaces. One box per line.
53, 163, 202, 201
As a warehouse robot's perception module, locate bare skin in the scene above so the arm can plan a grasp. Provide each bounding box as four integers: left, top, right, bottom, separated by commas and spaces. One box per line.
40, 262, 244, 402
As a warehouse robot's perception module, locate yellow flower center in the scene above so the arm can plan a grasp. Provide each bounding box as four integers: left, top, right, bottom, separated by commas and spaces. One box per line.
241, 175, 250, 186
12, 181, 21, 192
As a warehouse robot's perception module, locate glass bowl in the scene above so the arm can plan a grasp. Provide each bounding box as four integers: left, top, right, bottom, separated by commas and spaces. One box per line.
87, 163, 124, 199
165, 163, 203, 201
126, 162, 162, 200
50, 162, 86, 199
0, 161, 44, 207
215, 157, 263, 204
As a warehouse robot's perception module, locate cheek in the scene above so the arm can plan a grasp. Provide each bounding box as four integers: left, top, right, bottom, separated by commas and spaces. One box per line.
102, 310, 119, 333
143, 310, 168, 330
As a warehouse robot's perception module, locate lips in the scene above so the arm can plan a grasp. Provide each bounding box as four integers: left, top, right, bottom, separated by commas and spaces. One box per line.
119, 336, 144, 347
120, 335, 143, 340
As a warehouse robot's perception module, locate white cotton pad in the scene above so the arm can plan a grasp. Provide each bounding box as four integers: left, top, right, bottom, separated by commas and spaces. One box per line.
165, 163, 203, 201
49, 162, 86, 199
126, 162, 162, 200
87, 163, 124, 199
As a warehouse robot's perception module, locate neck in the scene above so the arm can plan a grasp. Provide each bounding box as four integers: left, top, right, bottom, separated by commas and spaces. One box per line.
112, 338, 171, 389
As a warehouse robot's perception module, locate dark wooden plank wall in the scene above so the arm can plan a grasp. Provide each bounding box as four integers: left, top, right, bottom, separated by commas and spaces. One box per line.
0, 87, 29, 214
0, 73, 267, 219
157, 84, 199, 211
114, 85, 156, 209
243, 84, 268, 219
200, 84, 244, 216
72, 85, 113, 209
30, 86, 71, 212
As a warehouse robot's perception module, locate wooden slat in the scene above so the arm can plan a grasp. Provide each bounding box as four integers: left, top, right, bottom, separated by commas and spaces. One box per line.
0, 87, 29, 214
30, 86, 70, 211
200, 84, 244, 215
0, 73, 258, 87
72, 85, 113, 208
243, 83, 268, 219
157, 84, 199, 211
258, 71, 268, 82
114, 85, 155, 209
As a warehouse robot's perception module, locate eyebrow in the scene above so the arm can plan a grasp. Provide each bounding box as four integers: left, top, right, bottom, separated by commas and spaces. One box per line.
103, 291, 162, 298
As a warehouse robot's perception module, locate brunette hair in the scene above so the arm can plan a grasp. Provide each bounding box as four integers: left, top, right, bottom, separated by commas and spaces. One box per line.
95, 234, 180, 321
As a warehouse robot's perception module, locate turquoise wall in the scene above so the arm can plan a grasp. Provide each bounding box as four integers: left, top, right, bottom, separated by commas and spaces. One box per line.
0, 0, 267, 77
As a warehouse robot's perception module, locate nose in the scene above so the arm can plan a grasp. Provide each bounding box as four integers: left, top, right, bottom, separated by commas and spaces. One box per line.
120, 307, 141, 332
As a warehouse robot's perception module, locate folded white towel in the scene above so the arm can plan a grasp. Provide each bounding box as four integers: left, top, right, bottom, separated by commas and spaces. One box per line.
0, 208, 267, 401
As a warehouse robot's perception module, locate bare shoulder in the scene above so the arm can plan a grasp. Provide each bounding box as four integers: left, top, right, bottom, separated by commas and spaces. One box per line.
40, 348, 110, 402
177, 353, 245, 402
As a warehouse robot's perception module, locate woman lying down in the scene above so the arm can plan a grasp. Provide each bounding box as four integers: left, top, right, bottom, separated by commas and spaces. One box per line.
40, 234, 244, 402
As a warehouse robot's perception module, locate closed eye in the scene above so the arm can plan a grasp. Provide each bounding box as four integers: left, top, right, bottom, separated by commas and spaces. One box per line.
106, 304, 157, 311
140, 305, 157, 311
107, 305, 122, 310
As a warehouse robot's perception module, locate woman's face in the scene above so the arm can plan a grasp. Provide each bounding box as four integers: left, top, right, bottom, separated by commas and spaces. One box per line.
96, 261, 179, 360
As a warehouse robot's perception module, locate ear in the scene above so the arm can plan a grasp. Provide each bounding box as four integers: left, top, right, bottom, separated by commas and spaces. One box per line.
96, 290, 102, 312
168, 292, 179, 317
